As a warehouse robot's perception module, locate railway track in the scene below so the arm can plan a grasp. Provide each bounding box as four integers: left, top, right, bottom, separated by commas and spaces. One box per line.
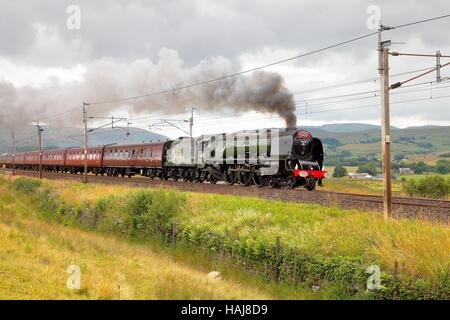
6, 169, 450, 223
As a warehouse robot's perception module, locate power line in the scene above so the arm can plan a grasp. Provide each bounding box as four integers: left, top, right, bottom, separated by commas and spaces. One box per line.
86, 32, 380, 106
297, 81, 450, 109
11, 14, 447, 133
293, 66, 437, 96
393, 14, 450, 29
300, 94, 450, 115
32, 106, 80, 122
85, 14, 450, 106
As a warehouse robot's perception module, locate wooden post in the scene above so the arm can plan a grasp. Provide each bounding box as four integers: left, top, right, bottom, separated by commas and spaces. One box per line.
83, 102, 89, 184
292, 259, 297, 286
380, 47, 392, 220
171, 221, 176, 244
274, 236, 281, 281
393, 259, 399, 299
11, 128, 15, 176
37, 121, 43, 179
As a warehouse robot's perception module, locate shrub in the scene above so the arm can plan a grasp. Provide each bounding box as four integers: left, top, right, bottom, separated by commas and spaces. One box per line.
435, 160, 449, 174
357, 163, 378, 176
333, 164, 348, 177
127, 189, 186, 237
402, 175, 450, 199
13, 177, 42, 193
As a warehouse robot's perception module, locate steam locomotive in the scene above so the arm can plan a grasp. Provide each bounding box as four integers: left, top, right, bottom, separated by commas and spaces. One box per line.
1, 128, 328, 190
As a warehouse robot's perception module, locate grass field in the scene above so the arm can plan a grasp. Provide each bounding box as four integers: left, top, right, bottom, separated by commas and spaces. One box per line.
320, 177, 403, 195
320, 175, 450, 199
406, 152, 450, 165
1, 176, 449, 299
0, 177, 333, 300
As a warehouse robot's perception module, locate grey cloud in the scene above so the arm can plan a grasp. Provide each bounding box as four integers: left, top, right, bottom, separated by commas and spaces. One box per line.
0, 0, 449, 126
2, 0, 449, 66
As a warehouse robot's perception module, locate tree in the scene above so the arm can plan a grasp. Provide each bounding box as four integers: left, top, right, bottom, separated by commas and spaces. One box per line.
323, 137, 341, 149
402, 175, 449, 199
411, 161, 430, 174
333, 164, 348, 177
340, 150, 351, 158
435, 159, 449, 174
357, 163, 378, 176
394, 153, 405, 161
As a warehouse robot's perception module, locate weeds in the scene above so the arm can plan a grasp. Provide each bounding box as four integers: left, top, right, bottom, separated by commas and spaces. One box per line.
402, 175, 450, 199
4, 176, 450, 299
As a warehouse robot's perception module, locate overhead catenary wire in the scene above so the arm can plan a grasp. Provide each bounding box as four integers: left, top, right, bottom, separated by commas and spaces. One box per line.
299, 94, 450, 115
126, 78, 449, 126
296, 80, 450, 110
6, 13, 448, 140
85, 14, 450, 106
392, 14, 450, 29
292, 66, 436, 96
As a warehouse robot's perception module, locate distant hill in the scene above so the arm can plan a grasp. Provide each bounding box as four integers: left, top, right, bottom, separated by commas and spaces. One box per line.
304, 124, 450, 166
302, 123, 404, 133
1, 123, 449, 166
316, 123, 382, 132
0, 126, 169, 153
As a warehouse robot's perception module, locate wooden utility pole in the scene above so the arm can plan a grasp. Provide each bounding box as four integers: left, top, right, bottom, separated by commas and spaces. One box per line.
188, 107, 196, 164
436, 50, 441, 83
378, 23, 393, 220
37, 121, 43, 179
83, 102, 89, 183
380, 45, 392, 220
11, 128, 16, 176
125, 121, 131, 144
189, 107, 195, 138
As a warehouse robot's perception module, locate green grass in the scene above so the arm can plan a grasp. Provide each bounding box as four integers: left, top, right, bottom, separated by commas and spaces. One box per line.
184, 193, 449, 281
0, 178, 339, 300
3, 176, 450, 299
321, 176, 450, 199
321, 177, 404, 196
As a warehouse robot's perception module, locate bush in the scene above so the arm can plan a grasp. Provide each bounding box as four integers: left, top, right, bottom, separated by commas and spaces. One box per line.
13, 177, 42, 193
435, 160, 449, 174
333, 164, 348, 177
127, 189, 186, 237
408, 161, 432, 174
402, 175, 450, 199
357, 163, 378, 176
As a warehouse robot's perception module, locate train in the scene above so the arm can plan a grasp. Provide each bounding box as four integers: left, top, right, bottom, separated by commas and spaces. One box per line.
0, 128, 328, 190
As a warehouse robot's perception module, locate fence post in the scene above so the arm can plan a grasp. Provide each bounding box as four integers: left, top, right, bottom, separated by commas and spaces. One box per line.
274, 236, 281, 281
172, 221, 176, 244
292, 259, 297, 286
393, 259, 399, 299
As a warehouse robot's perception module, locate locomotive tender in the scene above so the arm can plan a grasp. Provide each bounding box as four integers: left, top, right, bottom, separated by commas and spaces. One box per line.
1, 128, 328, 190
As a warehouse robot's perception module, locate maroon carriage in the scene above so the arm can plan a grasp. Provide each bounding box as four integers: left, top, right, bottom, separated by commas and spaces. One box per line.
65, 147, 104, 174
103, 143, 165, 177
42, 149, 66, 171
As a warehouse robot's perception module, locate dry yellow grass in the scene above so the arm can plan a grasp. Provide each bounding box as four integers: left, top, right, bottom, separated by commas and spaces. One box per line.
0, 209, 272, 300
320, 177, 404, 196
15, 176, 450, 281
50, 180, 132, 205
4, 176, 449, 297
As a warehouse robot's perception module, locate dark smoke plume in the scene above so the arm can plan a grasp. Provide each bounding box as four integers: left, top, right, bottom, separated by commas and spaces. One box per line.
0, 48, 297, 128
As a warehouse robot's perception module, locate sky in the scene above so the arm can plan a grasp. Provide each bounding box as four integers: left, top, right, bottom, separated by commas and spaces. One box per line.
1, 0, 449, 139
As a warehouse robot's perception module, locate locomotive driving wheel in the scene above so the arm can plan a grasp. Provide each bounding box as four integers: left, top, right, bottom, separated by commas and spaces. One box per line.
239, 172, 252, 186
226, 168, 236, 185
252, 173, 265, 187
209, 175, 217, 184
266, 177, 277, 188
286, 176, 297, 189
